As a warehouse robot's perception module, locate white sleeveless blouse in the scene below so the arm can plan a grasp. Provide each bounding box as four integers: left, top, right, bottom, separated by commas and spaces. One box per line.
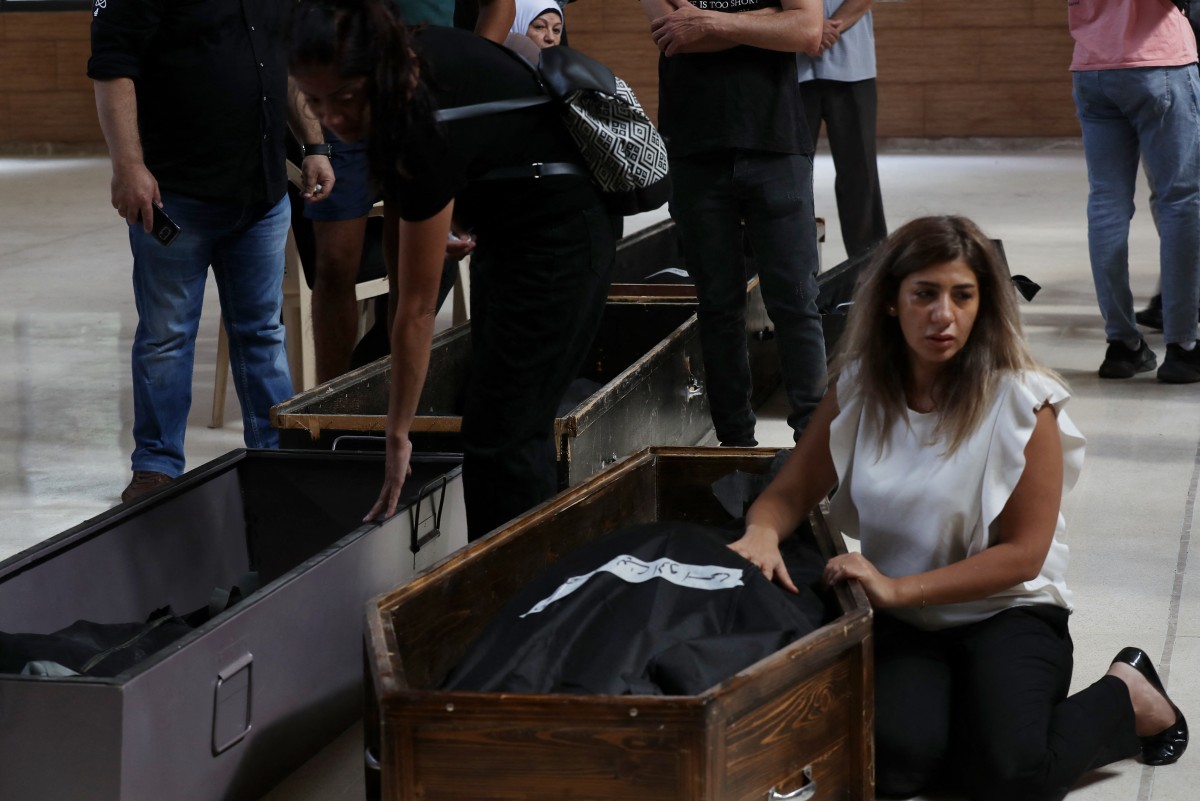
827, 367, 1082, 631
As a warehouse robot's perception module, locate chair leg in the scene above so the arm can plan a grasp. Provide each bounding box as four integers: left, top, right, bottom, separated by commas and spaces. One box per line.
210, 316, 230, 428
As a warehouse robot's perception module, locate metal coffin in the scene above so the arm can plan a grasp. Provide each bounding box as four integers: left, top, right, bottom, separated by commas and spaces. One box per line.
367, 446, 875, 801
272, 302, 714, 489
0, 450, 466, 801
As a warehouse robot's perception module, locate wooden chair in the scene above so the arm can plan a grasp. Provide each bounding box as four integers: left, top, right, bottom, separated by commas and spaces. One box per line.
209, 161, 388, 428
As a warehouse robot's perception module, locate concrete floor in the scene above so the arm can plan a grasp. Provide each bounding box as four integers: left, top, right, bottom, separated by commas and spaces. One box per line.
1, 146, 1197, 800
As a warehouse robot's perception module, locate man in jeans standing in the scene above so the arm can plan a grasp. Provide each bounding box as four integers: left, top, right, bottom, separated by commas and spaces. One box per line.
1069, 0, 1200, 383
642, 0, 828, 445
89, 0, 330, 501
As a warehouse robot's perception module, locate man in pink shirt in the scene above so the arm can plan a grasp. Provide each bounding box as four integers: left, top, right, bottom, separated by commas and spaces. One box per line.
1069, 0, 1200, 383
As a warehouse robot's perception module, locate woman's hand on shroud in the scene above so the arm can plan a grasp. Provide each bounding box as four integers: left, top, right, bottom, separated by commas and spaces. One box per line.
729, 526, 799, 594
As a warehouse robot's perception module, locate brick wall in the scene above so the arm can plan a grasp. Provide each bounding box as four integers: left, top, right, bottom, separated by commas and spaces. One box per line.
873, 0, 1078, 138
0, 11, 100, 148
563, 0, 1080, 139
0, 2, 1079, 149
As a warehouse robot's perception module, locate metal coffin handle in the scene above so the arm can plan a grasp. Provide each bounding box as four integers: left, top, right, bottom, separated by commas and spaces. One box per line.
408, 474, 449, 554
331, 434, 385, 451
768, 764, 816, 800
212, 652, 254, 755
682, 354, 704, 402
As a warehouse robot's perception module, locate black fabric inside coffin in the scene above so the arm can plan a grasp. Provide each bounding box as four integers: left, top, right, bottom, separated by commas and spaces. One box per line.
0, 454, 457, 677
441, 520, 835, 696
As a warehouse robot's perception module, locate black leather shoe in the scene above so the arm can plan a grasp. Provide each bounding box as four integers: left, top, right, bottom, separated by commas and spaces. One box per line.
1112, 646, 1189, 766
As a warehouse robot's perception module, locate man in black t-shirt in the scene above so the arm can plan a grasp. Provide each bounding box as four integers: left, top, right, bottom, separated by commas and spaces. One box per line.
641, 0, 827, 445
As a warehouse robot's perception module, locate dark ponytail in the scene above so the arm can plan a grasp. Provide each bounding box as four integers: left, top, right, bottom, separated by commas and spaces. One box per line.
289, 0, 439, 187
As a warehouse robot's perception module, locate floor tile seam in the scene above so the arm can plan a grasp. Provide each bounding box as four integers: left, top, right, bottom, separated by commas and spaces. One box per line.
1138, 431, 1199, 800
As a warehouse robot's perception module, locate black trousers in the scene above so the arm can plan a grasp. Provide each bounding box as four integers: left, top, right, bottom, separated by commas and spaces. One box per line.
874, 607, 1140, 801
800, 78, 888, 259
668, 149, 826, 443
460, 200, 617, 540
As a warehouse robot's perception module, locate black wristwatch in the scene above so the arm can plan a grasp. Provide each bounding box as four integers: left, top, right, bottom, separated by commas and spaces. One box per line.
301, 143, 334, 158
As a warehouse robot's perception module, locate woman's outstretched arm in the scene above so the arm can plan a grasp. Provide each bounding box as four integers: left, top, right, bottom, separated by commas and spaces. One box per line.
365, 200, 455, 522
729, 383, 841, 592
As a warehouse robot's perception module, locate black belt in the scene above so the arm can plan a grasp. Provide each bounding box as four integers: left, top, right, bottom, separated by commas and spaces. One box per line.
477, 162, 589, 181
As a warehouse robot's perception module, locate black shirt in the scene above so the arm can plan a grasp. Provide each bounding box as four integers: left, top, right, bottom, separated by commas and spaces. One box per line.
87, 0, 291, 207
389, 27, 595, 237
656, 0, 812, 159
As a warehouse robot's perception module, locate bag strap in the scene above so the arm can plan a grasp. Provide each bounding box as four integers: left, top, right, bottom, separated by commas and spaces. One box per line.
435, 41, 616, 122
436, 94, 551, 123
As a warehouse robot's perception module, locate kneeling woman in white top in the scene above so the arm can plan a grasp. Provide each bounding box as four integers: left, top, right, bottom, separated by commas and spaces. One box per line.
730, 215, 1187, 800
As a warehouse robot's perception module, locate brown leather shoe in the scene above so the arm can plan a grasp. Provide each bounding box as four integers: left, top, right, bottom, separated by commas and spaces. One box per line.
121, 471, 173, 503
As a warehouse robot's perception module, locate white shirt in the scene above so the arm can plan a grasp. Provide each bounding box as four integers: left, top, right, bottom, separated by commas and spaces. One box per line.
827, 367, 1081, 630
797, 0, 878, 83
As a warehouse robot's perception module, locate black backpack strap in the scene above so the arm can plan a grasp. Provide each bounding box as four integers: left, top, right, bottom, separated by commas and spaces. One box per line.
436, 94, 552, 123
435, 37, 549, 123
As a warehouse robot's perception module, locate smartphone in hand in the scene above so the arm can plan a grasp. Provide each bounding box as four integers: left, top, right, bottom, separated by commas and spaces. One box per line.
137, 205, 182, 247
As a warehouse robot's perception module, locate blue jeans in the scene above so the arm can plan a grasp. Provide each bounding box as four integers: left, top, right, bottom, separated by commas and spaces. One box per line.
129, 192, 292, 476
1073, 65, 1200, 347
669, 150, 826, 441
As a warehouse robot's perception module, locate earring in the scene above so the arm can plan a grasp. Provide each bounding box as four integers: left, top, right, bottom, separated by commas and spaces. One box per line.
886, 305, 896, 314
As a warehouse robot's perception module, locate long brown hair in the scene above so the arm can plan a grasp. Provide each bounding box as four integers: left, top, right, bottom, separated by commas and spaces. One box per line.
289, 0, 438, 189
830, 215, 1061, 455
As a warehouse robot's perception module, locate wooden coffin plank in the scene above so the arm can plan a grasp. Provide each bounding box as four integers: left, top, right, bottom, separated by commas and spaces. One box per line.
272, 304, 710, 486
558, 308, 710, 484
270, 323, 469, 443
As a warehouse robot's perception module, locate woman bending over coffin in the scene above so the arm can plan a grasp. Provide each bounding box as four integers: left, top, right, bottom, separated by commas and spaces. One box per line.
290, 0, 617, 539
729, 215, 1187, 800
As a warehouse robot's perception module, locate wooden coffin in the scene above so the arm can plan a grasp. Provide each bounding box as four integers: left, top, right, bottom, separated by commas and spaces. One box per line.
272, 303, 713, 489
366, 446, 874, 801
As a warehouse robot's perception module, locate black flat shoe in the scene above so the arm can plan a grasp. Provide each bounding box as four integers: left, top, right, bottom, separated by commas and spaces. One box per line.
1112, 646, 1189, 766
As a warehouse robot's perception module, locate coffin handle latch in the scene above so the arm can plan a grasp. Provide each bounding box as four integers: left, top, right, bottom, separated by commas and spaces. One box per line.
212, 652, 253, 755
409, 474, 449, 554
685, 376, 704, 401
768, 764, 815, 800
